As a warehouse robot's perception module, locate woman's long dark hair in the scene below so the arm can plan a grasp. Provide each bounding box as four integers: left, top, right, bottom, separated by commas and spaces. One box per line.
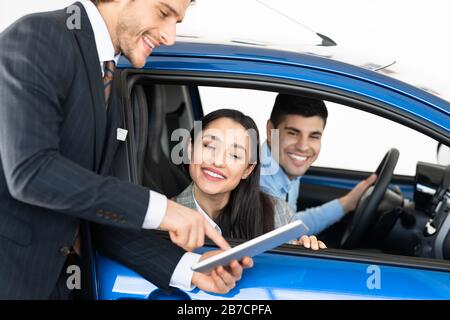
191, 109, 275, 240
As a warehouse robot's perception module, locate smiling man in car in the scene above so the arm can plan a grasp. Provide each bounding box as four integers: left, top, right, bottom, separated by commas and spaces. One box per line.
260, 93, 377, 240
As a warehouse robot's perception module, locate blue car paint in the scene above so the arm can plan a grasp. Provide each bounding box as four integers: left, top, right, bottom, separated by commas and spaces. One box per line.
118, 42, 450, 120
97, 250, 450, 300
146, 43, 448, 114
106, 42, 450, 300
119, 55, 450, 136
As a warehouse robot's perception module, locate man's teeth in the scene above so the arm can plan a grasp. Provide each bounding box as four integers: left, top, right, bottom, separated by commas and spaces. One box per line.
143, 36, 155, 48
289, 153, 307, 161
204, 169, 225, 179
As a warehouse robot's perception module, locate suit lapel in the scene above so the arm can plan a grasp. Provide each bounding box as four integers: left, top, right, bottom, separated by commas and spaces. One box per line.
71, 2, 107, 172
99, 90, 122, 175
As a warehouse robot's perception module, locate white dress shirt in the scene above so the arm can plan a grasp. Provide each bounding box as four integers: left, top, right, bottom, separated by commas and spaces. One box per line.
80, 0, 200, 291
192, 189, 222, 234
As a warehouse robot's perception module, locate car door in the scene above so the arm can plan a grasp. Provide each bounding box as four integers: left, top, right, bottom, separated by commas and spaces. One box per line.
99, 46, 450, 300
96, 242, 450, 299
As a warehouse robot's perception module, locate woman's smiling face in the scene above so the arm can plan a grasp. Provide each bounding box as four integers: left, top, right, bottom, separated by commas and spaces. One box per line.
189, 117, 256, 196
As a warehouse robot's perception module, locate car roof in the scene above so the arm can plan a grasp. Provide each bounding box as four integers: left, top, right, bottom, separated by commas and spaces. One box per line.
117, 41, 450, 120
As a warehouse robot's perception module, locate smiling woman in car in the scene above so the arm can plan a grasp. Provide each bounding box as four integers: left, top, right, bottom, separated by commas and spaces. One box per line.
173, 108, 327, 250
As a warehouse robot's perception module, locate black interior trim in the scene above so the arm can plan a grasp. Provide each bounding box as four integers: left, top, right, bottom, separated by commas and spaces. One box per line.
150, 230, 450, 272
268, 243, 450, 273
298, 183, 348, 211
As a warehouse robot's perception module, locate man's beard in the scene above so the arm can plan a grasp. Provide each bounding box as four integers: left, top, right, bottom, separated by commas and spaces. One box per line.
115, 12, 144, 66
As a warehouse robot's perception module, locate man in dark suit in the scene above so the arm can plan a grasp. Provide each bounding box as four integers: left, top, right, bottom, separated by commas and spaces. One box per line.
0, 0, 251, 299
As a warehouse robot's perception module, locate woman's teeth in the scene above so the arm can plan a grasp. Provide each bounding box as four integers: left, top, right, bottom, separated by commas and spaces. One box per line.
203, 169, 225, 179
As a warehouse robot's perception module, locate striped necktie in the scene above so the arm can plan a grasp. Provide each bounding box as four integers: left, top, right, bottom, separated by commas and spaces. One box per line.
103, 60, 116, 109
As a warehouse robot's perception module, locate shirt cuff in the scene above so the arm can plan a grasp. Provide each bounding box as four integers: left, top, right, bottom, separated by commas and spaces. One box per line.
141, 191, 167, 229
169, 252, 202, 291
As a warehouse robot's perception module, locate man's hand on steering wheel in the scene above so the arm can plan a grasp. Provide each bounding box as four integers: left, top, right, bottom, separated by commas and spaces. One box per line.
340, 148, 400, 249
339, 174, 377, 213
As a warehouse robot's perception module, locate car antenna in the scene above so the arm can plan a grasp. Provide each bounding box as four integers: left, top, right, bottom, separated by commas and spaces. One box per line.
373, 60, 397, 72
255, 0, 337, 46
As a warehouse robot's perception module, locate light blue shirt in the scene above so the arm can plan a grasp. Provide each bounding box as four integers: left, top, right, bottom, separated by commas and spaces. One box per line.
260, 141, 344, 235
260, 141, 301, 212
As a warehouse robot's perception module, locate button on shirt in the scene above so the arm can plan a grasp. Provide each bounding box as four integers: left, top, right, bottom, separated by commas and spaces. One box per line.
80, 0, 198, 291
259, 141, 344, 235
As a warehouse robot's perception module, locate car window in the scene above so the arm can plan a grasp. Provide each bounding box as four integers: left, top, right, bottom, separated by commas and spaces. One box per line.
199, 86, 439, 176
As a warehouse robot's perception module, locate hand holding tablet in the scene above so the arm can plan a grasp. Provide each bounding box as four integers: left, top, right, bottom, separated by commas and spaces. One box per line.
192, 220, 308, 273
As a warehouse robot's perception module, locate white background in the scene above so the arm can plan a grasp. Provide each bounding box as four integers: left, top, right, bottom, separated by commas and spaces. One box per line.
1, 0, 449, 174
2, 0, 449, 99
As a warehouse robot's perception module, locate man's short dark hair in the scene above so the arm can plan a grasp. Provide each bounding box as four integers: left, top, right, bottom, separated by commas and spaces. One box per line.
269, 93, 328, 128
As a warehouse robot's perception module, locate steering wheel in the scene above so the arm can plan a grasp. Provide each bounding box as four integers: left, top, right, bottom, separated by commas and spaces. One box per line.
340, 148, 400, 249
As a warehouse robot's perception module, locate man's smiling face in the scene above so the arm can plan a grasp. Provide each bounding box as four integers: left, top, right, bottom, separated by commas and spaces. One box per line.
116, 0, 190, 68
268, 114, 324, 180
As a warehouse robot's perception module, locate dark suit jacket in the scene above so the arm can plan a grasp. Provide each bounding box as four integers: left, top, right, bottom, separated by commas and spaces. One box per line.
0, 2, 184, 299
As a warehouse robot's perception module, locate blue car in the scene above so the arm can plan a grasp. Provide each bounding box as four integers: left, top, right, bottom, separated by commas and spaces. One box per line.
93, 41, 450, 300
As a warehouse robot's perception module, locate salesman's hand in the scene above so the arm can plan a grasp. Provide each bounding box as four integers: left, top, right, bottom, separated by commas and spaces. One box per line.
191, 250, 254, 294
159, 200, 231, 252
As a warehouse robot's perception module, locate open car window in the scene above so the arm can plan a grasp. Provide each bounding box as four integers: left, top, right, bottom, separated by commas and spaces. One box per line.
116, 72, 450, 265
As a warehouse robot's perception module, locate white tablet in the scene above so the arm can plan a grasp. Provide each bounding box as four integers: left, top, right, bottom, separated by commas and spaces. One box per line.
191, 220, 308, 273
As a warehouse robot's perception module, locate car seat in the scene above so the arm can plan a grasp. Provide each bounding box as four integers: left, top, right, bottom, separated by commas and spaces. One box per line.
130, 83, 191, 198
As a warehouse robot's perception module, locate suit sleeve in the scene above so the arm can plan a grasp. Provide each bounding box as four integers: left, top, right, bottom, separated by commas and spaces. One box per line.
93, 225, 186, 291
0, 15, 149, 230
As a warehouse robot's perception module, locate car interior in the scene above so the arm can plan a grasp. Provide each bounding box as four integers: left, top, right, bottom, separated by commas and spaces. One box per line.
109, 72, 450, 264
